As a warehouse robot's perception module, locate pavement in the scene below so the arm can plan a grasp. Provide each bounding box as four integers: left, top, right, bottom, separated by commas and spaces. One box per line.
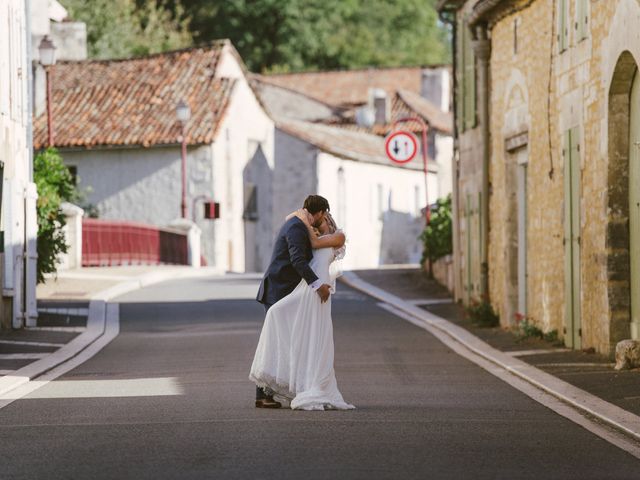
0, 265, 222, 397
346, 267, 640, 440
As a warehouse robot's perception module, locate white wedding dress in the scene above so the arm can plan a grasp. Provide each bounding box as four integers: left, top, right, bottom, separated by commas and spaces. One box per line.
249, 246, 355, 411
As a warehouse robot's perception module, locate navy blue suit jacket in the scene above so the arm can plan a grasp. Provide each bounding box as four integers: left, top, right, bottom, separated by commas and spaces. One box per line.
257, 217, 318, 306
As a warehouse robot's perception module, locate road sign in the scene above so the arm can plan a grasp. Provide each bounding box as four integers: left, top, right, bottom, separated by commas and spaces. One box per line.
385, 131, 418, 164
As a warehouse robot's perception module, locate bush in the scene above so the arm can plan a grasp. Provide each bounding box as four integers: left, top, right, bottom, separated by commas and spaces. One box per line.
34, 148, 77, 283
465, 299, 500, 328
419, 194, 452, 266
515, 314, 560, 343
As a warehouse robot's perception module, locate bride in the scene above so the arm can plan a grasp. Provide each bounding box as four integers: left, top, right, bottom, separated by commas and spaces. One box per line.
249, 210, 355, 411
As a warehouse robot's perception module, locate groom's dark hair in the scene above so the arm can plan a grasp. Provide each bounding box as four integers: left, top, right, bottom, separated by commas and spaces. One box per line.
303, 195, 330, 215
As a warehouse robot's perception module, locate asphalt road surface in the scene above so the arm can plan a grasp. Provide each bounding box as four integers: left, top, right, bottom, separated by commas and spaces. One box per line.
1, 274, 639, 479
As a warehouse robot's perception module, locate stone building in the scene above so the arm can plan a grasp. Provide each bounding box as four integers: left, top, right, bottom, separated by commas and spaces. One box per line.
33, 42, 275, 272
0, 0, 38, 329
437, 0, 640, 354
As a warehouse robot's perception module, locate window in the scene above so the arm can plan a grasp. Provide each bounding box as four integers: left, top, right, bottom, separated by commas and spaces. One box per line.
576, 0, 588, 42
457, 18, 476, 132
243, 183, 258, 221
68, 166, 78, 186
377, 184, 384, 220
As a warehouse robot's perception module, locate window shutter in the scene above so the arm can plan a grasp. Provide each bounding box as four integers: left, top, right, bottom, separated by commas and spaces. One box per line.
576, 0, 588, 41
463, 22, 476, 130
558, 0, 568, 52
456, 20, 464, 134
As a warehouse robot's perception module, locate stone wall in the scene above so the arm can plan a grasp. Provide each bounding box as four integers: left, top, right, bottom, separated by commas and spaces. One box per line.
481, 0, 639, 354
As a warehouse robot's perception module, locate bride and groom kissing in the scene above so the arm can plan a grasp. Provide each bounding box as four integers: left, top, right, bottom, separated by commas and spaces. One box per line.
250, 194, 355, 411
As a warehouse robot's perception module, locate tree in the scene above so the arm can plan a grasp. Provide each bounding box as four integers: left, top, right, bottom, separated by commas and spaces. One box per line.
34, 148, 77, 283
64, 0, 192, 59
173, 0, 450, 72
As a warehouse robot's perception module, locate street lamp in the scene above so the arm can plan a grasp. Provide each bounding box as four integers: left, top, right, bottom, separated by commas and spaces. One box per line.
176, 100, 191, 218
39, 36, 57, 147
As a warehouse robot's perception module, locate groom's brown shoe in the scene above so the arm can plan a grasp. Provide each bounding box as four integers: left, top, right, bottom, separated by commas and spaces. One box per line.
255, 396, 282, 408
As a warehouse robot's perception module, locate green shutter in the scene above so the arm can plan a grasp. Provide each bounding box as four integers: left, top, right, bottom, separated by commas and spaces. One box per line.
563, 128, 582, 349
570, 127, 582, 350
630, 73, 640, 339
558, 0, 568, 52
576, 0, 588, 41
463, 22, 476, 130
456, 20, 464, 134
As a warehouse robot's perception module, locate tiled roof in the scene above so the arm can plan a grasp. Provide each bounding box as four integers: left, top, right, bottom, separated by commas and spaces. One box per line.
395, 89, 453, 135
277, 118, 429, 172
262, 66, 426, 107
323, 90, 452, 136
34, 44, 235, 149
249, 74, 342, 123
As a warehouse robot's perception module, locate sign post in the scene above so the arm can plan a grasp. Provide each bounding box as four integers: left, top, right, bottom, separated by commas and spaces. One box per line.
384, 117, 430, 224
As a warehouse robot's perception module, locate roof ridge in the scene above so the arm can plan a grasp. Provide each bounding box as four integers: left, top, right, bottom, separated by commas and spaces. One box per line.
265, 64, 449, 77
56, 40, 230, 66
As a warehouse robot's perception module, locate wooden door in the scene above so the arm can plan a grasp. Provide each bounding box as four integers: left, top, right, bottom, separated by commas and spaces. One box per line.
563, 127, 582, 349
630, 72, 640, 339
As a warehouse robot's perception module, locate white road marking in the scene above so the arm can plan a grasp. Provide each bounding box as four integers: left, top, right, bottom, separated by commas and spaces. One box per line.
0, 303, 120, 408
0, 340, 65, 348
407, 299, 453, 306
26, 327, 86, 333
37, 308, 89, 316
506, 348, 571, 356
0, 354, 49, 360
5, 377, 183, 400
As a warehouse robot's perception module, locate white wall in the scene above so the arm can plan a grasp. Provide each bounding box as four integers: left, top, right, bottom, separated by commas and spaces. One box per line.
0, 0, 36, 328
316, 152, 427, 269
435, 133, 454, 200
61, 144, 220, 264
211, 68, 275, 273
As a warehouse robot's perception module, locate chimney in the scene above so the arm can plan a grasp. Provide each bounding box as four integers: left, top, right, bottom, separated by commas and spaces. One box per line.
371, 88, 389, 125
421, 68, 450, 112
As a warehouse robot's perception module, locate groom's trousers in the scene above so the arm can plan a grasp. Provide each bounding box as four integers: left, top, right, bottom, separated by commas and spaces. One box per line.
256, 303, 273, 400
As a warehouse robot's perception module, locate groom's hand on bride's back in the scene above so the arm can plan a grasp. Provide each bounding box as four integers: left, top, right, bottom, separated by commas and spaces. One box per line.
317, 284, 331, 303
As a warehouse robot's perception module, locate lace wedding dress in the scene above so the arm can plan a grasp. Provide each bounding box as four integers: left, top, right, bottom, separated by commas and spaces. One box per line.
249, 245, 355, 411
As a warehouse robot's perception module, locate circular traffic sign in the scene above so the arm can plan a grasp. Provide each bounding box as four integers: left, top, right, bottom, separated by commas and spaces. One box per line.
384, 131, 418, 164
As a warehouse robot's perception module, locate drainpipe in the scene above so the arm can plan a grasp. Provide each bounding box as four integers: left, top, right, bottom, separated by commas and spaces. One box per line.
438, 7, 461, 301
472, 24, 491, 300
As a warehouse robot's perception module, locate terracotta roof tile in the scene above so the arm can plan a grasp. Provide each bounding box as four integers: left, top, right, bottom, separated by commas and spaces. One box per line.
34, 44, 235, 149
263, 66, 425, 107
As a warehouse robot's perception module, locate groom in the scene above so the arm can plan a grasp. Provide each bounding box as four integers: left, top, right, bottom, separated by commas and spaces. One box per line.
254, 194, 332, 408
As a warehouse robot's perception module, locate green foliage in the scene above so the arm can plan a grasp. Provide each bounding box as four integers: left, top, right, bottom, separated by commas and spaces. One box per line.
515, 315, 560, 343
34, 149, 77, 283
465, 299, 499, 328
65, 0, 192, 59
173, 0, 450, 72
419, 194, 452, 264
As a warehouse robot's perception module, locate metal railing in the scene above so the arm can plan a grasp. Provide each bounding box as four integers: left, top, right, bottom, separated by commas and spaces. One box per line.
81, 219, 188, 267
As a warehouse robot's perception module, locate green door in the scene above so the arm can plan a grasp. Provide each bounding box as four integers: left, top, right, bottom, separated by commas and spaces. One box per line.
564, 127, 582, 349
630, 72, 640, 339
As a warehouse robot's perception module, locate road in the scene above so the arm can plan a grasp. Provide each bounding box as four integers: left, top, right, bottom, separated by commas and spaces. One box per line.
1, 274, 639, 479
